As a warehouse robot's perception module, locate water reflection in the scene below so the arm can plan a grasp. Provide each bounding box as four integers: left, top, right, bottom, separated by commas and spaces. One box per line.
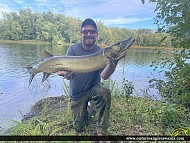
0, 43, 69, 132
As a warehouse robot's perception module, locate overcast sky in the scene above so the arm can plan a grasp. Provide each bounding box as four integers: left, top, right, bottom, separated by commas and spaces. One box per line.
0, 0, 157, 30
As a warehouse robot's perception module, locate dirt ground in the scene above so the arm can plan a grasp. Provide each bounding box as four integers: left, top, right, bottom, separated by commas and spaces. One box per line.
21, 95, 68, 123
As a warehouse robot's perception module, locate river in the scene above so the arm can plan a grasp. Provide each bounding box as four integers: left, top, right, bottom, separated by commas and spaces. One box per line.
0, 43, 169, 132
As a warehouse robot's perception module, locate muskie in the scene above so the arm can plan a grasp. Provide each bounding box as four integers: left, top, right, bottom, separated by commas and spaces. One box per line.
27, 37, 135, 85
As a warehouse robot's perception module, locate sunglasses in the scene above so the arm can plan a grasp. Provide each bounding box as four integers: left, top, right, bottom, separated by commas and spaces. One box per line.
81, 30, 97, 35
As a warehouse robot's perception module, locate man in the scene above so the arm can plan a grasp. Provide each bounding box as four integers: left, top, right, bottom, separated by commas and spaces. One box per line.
57, 18, 119, 136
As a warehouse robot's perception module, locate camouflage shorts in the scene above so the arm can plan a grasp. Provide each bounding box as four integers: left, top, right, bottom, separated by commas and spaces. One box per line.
70, 83, 111, 134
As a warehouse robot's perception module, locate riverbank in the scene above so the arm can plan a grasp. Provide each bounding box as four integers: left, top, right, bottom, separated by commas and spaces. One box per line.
0, 39, 177, 50
4, 85, 190, 142
0, 40, 50, 45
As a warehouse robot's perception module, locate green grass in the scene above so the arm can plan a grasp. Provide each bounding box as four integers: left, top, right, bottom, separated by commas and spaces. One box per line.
109, 95, 190, 135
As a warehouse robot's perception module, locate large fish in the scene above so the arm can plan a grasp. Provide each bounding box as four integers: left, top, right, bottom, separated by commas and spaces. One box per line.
27, 37, 135, 85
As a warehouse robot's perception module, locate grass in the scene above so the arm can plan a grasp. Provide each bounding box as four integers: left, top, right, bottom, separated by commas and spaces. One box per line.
109, 95, 190, 135
1, 78, 190, 143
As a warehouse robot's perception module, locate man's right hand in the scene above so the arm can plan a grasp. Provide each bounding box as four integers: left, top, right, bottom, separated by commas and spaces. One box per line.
57, 70, 73, 80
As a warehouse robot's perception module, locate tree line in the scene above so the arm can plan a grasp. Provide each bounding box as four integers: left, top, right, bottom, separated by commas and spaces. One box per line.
0, 8, 174, 47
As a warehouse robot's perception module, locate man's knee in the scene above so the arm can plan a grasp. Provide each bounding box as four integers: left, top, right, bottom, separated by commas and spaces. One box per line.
95, 83, 111, 102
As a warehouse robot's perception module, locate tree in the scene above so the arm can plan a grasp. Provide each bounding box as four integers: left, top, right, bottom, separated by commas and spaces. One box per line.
0, 8, 173, 46
19, 8, 33, 40
61, 17, 81, 43
97, 21, 114, 45
143, 0, 190, 48
0, 12, 22, 40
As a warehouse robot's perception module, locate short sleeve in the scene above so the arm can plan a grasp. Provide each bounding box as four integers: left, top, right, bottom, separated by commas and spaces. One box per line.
66, 46, 75, 56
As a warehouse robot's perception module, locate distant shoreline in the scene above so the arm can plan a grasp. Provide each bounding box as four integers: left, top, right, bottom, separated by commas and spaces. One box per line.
0, 40, 177, 50
0, 40, 52, 45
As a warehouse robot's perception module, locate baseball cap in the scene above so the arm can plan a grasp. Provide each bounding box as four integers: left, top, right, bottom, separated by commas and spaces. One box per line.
81, 18, 97, 31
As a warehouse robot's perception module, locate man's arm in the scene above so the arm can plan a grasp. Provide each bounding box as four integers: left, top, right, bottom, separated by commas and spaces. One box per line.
101, 52, 127, 80
100, 60, 118, 80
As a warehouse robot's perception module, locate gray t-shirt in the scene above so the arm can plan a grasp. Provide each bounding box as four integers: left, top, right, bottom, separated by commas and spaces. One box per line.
66, 42, 103, 100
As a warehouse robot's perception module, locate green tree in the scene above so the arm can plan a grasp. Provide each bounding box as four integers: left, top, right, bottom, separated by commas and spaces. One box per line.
97, 22, 114, 45
18, 8, 33, 40
62, 17, 81, 43
30, 12, 42, 40
143, 0, 190, 48
0, 12, 22, 40
0, 7, 174, 46
42, 11, 55, 23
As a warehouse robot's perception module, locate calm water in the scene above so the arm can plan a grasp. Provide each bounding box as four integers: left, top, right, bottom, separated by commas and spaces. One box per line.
0, 43, 168, 132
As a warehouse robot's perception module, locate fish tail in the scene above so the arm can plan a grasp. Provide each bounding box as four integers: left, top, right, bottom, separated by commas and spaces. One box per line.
26, 67, 35, 86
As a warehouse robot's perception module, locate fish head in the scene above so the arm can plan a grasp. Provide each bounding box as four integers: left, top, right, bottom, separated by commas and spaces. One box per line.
117, 38, 135, 55
103, 37, 135, 60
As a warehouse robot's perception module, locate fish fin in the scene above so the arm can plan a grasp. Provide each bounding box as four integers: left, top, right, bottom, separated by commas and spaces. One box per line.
42, 72, 51, 82
26, 67, 34, 86
41, 51, 54, 61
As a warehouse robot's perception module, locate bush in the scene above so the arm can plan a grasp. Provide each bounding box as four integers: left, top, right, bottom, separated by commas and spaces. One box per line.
149, 49, 190, 108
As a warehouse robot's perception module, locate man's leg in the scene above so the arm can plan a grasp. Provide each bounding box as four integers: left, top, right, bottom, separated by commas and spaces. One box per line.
89, 83, 111, 134
70, 94, 89, 134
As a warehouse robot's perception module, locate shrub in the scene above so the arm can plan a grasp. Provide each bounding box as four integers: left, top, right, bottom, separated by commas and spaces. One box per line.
149, 49, 190, 108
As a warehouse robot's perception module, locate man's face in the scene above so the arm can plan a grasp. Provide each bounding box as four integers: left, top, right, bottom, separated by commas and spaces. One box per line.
80, 25, 98, 48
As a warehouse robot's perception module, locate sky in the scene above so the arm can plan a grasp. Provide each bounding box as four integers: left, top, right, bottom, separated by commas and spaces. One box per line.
0, 0, 157, 30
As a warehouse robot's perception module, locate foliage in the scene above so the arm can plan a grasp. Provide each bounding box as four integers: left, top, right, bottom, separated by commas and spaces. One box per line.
9, 118, 51, 135
120, 78, 134, 98
103, 77, 134, 98
110, 95, 190, 136
149, 49, 190, 108
158, 102, 189, 130
144, 0, 190, 48
0, 8, 172, 47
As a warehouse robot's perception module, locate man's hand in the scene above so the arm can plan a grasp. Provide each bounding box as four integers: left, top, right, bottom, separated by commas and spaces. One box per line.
57, 70, 73, 80
115, 51, 127, 61
109, 52, 127, 67
101, 53, 127, 80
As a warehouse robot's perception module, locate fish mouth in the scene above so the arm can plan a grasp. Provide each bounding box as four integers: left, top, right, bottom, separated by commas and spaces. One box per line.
103, 37, 135, 60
